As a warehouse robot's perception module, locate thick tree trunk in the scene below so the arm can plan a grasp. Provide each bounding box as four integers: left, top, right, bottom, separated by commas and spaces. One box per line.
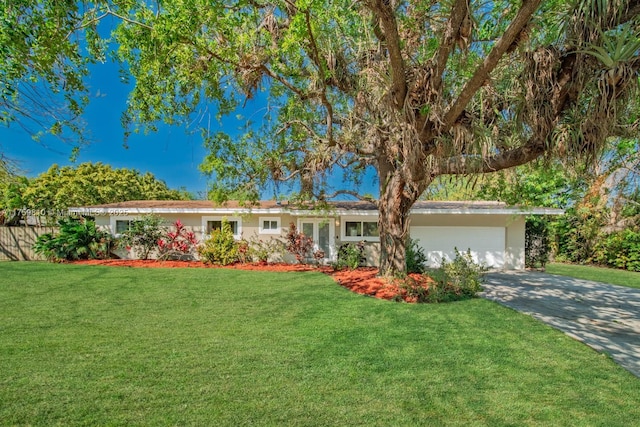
377, 163, 413, 276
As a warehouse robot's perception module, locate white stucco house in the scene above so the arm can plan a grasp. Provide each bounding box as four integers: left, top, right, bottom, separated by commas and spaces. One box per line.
69, 200, 562, 270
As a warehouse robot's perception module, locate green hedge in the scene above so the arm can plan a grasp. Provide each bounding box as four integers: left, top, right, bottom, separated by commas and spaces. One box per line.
594, 229, 640, 272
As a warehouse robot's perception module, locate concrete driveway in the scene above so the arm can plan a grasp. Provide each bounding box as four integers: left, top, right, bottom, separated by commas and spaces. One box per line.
481, 271, 640, 378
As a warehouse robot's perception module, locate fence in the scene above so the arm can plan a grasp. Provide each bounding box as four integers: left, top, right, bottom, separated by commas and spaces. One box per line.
0, 226, 58, 261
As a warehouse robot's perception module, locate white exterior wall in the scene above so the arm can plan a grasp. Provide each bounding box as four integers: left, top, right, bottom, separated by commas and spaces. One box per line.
504, 216, 526, 270
96, 210, 528, 269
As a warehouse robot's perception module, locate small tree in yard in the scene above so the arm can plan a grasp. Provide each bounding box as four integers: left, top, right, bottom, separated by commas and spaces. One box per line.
119, 214, 164, 260
157, 219, 199, 260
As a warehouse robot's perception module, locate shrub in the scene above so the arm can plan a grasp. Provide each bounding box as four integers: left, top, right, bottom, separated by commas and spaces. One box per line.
313, 249, 326, 265
594, 229, 640, 272
553, 206, 606, 264
33, 217, 113, 261
198, 219, 239, 265
118, 214, 164, 260
403, 248, 486, 303
441, 248, 486, 295
157, 219, 199, 260
406, 238, 427, 273
334, 241, 365, 270
237, 239, 251, 264
247, 235, 285, 263
285, 222, 314, 263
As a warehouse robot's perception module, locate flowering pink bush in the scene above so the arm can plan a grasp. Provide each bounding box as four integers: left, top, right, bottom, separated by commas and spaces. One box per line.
157, 219, 199, 260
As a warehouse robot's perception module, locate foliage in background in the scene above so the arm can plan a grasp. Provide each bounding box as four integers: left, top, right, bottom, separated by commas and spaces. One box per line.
525, 217, 551, 269
285, 223, 314, 264
593, 229, 640, 272
549, 138, 640, 272
198, 220, 239, 266
554, 199, 640, 272
426, 160, 579, 209
553, 208, 602, 264
157, 219, 199, 261
334, 241, 366, 270
406, 238, 428, 274
33, 217, 113, 261
0, 175, 29, 226
0, 163, 191, 225
118, 214, 164, 260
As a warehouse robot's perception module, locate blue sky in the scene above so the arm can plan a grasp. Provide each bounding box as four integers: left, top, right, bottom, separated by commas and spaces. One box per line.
0, 57, 229, 197
1, 44, 378, 200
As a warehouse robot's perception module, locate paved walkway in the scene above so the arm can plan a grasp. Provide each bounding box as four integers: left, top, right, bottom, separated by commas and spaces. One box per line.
481, 271, 640, 378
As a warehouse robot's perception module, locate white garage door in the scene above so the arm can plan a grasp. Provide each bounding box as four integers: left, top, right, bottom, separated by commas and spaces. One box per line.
410, 226, 505, 269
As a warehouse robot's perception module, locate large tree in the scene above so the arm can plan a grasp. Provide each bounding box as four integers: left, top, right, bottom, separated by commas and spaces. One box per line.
0, 162, 191, 225
6, 1, 640, 274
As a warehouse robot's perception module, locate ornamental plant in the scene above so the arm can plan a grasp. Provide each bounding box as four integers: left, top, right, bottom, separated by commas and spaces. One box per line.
157, 219, 199, 261
198, 219, 239, 266
406, 238, 428, 274
335, 242, 365, 270
248, 234, 285, 263
33, 217, 114, 262
237, 239, 250, 264
118, 214, 164, 260
285, 222, 313, 264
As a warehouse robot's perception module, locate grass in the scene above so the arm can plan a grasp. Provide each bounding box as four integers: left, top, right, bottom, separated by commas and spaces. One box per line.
546, 263, 640, 289
1, 262, 639, 426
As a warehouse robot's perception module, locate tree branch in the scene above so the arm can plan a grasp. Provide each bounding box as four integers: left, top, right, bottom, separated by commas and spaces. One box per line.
436, 137, 548, 175
367, 0, 407, 109
431, 0, 470, 92
441, 0, 542, 132
314, 189, 377, 203
303, 10, 334, 145
258, 64, 308, 99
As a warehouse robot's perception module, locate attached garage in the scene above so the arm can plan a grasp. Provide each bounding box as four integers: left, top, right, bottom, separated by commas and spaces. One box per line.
407, 202, 563, 270
410, 226, 506, 269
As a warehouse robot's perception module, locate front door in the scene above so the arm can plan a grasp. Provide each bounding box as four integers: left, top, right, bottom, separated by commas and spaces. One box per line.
299, 219, 335, 261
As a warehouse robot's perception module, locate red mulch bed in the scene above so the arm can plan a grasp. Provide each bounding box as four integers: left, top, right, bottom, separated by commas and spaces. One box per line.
72, 259, 432, 302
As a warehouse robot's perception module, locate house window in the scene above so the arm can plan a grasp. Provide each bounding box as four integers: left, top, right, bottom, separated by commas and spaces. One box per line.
341, 217, 379, 242
207, 220, 238, 235
115, 220, 132, 234
259, 217, 281, 234
110, 216, 140, 237
202, 216, 242, 240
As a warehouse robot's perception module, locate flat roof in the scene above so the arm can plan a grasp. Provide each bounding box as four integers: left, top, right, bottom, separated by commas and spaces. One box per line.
68, 200, 563, 216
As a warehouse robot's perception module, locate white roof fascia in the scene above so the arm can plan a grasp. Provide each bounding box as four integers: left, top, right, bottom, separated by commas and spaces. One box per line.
68, 207, 289, 215
521, 207, 565, 215
69, 206, 564, 216
409, 207, 564, 215
289, 209, 375, 217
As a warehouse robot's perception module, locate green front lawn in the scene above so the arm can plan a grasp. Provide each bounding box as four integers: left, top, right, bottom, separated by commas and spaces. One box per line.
1, 262, 639, 426
546, 263, 640, 289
